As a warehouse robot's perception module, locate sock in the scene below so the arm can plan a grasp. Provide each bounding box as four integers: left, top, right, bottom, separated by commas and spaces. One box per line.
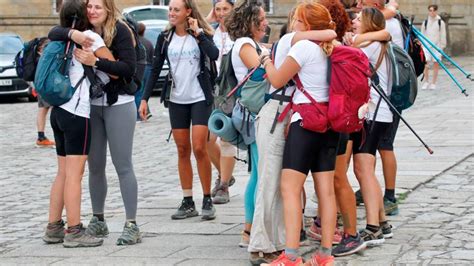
203, 194, 211, 199
314, 216, 321, 227
93, 213, 105, 222
366, 224, 380, 233
284, 247, 298, 261
127, 220, 137, 225
318, 246, 332, 258
184, 196, 193, 204
67, 223, 81, 230
48, 219, 63, 225
243, 230, 251, 236
384, 189, 396, 202
183, 189, 193, 198
380, 220, 388, 227
38, 131, 45, 140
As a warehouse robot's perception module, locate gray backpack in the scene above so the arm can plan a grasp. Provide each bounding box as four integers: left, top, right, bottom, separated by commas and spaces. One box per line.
388, 43, 418, 111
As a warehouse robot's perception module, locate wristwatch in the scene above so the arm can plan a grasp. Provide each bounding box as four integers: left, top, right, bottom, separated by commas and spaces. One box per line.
94, 57, 100, 68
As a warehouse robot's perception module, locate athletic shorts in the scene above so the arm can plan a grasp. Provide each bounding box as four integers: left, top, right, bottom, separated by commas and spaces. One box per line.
378, 115, 400, 151
351, 121, 391, 156
337, 133, 350, 156
37, 94, 50, 108
168, 100, 212, 129
50, 107, 91, 156
282, 122, 339, 174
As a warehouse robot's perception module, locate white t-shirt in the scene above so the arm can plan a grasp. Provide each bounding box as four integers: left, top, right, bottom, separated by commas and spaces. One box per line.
361, 42, 393, 123
213, 27, 234, 72
385, 18, 404, 49
231, 37, 266, 82
62, 30, 109, 117
269, 32, 296, 96
166, 33, 204, 104
287, 40, 329, 123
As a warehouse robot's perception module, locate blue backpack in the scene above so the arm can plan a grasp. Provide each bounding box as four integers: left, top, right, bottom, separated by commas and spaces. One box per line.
34, 40, 81, 106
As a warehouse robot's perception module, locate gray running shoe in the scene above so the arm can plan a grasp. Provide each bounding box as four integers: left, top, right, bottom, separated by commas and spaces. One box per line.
213, 183, 230, 204
201, 197, 216, 220
42, 220, 65, 244
380, 221, 394, 238
384, 197, 399, 216
211, 176, 236, 197
116, 221, 142, 246
63, 224, 103, 248
359, 228, 385, 247
171, 199, 199, 220
85, 216, 109, 237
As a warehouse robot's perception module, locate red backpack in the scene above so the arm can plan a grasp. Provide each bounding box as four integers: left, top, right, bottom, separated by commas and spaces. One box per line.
327, 45, 371, 133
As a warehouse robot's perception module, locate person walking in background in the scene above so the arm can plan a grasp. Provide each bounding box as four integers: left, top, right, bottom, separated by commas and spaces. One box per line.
135, 22, 153, 121
421, 4, 446, 90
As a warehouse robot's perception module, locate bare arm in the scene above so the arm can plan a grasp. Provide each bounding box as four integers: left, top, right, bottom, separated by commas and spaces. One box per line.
291, 30, 337, 46
263, 56, 300, 89
239, 43, 261, 69
353, 30, 391, 47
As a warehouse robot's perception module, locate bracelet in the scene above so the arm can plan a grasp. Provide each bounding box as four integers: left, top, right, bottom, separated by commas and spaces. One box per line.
68, 29, 75, 39
260, 55, 270, 65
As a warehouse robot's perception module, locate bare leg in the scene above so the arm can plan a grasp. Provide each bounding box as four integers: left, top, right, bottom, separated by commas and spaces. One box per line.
173, 129, 193, 190
207, 133, 221, 175
48, 156, 66, 222
192, 125, 212, 195
313, 171, 337, 249
432, 62, 440, 85
63, 155, 87, 226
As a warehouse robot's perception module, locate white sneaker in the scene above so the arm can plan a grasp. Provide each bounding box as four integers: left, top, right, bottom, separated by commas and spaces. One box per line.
421, 82, 429, 90
429, 83, 437, 90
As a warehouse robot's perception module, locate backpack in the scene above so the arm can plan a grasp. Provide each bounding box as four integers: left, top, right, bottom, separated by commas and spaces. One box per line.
423, 18, 442, 31
387, 43, 418, 111
214, 47, 238, 115
121, 14, 147, 94
34, 41, 84, 106
15, 37, 43, 82
327, 45, 372, 133
396, 13, 426, 77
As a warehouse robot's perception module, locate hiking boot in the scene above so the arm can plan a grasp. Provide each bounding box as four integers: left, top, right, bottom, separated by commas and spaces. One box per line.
359, 228, 385, 247
305, 253, 335, 266
213, 183, 230, 204
116, 221, 142, 245
239, 230, 250, 248
261, 252, 303, 266
171, 199, 199, 220
249, 251, 280, 265
211, 176, 235, 197
380, 221, 393, 239
300, 229, 311, 246
332, 233, 367, 257
85, 216, 109, 237
201, 197, 216, 220
307, 219, 342, 244
384, 197, 399, 216
355, 189, 363, 206
42, 220, 65, 244
63, 224, 103, 248
36, 138, 55, 147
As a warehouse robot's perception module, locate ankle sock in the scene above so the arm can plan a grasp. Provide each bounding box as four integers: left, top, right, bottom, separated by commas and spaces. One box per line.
68, 224, 81, 230
183, 189, 193, 197
127, 220, 137, 225
318, 246, 332, 257
93, 214, 105, 222
284, 248, 298, 261
203, 194, 211, 200
243, 230, 251, 236
184, 196, 193, 204
366, 224, 380, 233
380, 220, 388, 227
384, 189, 396, 202
38, 131, 45, 140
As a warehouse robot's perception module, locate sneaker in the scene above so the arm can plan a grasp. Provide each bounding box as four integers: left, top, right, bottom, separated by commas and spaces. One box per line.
384, 198, 399, 216
355, 190, 363, 206
42, 220, 65, 244
307, 220, 342, 245
305, 254, 335, 266
116, 221, 142, 245
201, 197, 216, 220
359, 228, 385, 246
85, 216, 109, 237
261, 252, 303, 266
211, 176, 236, 197
63, 224, 103, 248
429, 83, 437, 90
146, 112, 153, 120
36, 138, 55, 147
300, 229, 310, 246
249, 251, 280, 265
332, 233, 367, 257
380, 221, 393, 239
239, 230, 250, 248
304, 216, 315, 228
336, 213, 344, 228
171, 199, 199, 220
213, 183, 230, 204
421, 82, 430, 90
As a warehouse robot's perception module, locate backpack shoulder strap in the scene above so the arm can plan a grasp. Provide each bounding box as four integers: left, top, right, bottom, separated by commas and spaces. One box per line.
438, 19, 441, 30
294, 74, 318, 105
424, 19, 428, 30
252, 39, 262, 55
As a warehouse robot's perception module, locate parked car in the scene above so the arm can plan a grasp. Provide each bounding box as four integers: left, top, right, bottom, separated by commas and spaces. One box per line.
0, 33, 35, 101
123, 5, 170, 93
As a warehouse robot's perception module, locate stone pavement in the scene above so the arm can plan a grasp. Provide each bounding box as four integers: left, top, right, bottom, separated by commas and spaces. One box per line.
0, 56, 472, 265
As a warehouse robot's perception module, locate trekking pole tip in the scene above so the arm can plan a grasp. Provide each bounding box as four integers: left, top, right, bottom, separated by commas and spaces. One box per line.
467, 74, 473, 81
462, 90, 469, 97
427, 147, 434, 154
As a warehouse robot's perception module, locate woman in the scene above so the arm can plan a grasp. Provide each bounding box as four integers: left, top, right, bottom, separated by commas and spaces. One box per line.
206, 0, 238, 205
139, 0, 219, 220
42, 0, 115, 248
350, 7, 393, 247
224, 0, 268, 248
260, 2, 338, 265
49, 0, 141, 245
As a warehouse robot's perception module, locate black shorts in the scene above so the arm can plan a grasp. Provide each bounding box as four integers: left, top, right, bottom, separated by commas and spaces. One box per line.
50, 107, 91, 156
378, 114, 400, 151
337, 133, 350, 156
168, 100, 212, 129
350, 121, 391, 156
282, 122, 339, 174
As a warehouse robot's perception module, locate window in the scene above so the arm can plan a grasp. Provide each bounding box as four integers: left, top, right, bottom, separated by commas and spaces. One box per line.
263, 0, 273, 14
53, 0, 63, 14
153, 0, 170, 5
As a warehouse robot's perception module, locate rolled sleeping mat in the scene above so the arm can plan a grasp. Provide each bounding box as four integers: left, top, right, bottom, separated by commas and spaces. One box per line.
208, 110, 248, 150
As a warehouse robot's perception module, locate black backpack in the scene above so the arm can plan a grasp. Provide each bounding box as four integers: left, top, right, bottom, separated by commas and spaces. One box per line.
121, 14, 147, 94
214, 47, 238, 115
396, 13, 426, 77
423, 18, 442, 31
15, 37, 45, 82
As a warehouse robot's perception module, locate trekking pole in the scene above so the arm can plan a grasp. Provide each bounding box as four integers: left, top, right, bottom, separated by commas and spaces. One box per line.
412, 27, 474, 82
371, 83, 434, 154
413, 30, 469, 97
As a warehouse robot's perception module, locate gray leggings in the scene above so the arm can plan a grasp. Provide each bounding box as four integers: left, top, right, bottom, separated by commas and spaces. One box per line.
88, 101, 138, 220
